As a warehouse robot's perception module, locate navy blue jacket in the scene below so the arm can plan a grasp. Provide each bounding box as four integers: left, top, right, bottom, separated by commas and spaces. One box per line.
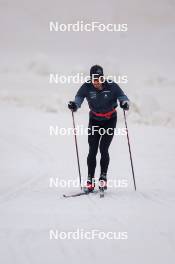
74, 81, 129, 120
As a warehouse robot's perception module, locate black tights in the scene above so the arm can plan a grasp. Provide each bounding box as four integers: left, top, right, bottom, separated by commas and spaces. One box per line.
87, 115, 117, 178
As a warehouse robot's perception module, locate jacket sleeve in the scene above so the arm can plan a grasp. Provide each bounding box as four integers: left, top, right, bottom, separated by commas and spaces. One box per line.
74, 83, 87, 108
114, 83, 129, 102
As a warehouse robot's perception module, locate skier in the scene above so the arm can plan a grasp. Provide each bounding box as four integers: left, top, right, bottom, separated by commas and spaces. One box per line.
68, 65, 129, 192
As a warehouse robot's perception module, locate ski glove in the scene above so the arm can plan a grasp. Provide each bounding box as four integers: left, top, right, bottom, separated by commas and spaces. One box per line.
120, 100, 130, 111
68, 101, 78, 112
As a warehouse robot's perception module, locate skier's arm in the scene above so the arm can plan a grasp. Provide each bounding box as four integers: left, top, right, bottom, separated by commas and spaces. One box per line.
68, 84, 87, 112
114, 83, 130, 110
74, 83, 86, 109
115, 84, 129, 102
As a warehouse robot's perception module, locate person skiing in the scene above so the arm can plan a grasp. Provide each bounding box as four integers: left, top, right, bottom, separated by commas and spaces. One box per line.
68, 65, 129, 192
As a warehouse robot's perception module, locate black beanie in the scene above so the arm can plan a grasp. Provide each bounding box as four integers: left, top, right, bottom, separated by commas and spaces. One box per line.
90, 65, 104, 79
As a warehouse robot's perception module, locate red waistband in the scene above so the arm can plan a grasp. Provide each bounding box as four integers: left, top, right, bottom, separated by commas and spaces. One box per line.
91, 109, 116, 119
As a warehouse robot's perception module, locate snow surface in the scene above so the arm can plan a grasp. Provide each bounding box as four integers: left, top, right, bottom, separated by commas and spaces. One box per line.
0, 105, 175, 264
0, 0, 175, 263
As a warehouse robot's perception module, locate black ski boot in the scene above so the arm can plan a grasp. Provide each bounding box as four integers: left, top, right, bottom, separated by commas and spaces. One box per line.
99, 173, 107, 190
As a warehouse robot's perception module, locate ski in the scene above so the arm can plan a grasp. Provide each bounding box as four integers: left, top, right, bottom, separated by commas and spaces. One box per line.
63, 189, 98, 198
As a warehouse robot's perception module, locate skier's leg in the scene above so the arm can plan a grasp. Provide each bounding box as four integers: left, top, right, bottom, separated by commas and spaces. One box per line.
87, 118, 101, 180
99, 115, 117, 176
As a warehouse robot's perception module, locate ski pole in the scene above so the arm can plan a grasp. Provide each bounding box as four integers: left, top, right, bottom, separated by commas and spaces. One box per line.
123, 110, 137, 191
71, 111, 82, 190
